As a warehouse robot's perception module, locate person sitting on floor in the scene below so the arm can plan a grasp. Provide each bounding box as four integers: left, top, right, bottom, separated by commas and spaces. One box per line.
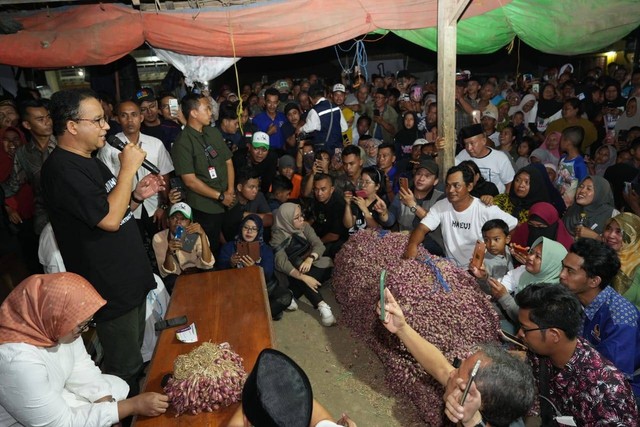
0, 273, 168, 426
152, 202, 214, 293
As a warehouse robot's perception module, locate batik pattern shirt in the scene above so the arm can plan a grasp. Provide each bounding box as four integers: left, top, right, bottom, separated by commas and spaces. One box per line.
528, 337, 638, 426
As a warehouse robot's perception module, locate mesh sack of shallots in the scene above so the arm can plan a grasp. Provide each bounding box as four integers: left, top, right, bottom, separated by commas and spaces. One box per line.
333, 230, 501, 426
163, 341, 247, 416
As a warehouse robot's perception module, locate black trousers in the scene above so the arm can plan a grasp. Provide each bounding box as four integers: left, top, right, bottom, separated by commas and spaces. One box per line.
288, 266, 331, 308
192, 209, 225, 257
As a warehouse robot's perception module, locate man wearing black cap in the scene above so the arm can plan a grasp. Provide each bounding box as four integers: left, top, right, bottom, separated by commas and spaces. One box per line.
455, 123, 515, 194
227, 348, 355, 427
382, 158, 445, 255
134, 87, 181, 151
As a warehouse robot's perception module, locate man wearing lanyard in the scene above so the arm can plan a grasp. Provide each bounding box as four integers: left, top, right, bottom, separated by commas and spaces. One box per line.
171, 93, 235, 255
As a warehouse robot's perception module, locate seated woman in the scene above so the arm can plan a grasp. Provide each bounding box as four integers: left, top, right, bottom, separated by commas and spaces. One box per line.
484, 165, 549, 224
484, 236, 567, 327
218, 214, 293, 320
152, 202, 214, 293
271, 203, 336, 327
510, 202, 574, 251
343, 166, 390, 234
602, 213, 640, 309
0, 273, 168, 426
563, 175, 618, 239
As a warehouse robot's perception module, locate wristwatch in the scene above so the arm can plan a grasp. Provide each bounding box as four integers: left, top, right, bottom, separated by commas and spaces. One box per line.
217, 192, 225, 202
409, 205, 418, 214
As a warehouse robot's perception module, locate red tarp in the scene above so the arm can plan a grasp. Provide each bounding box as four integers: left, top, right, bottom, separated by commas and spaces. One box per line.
0, 0, 508, 67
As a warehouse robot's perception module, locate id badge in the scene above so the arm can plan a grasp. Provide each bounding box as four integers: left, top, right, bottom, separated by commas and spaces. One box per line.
208, 166, 218, 179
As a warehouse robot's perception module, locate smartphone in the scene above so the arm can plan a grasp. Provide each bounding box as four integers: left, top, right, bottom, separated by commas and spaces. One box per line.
411, 86, 423, 102
399, 177, 409, 192
373, 109, 380, 117
511, 243, 528, 255
174, 225, 185, 240
170, 177, 184, 190
460, 360, 481, 405
355, 189, 368, 198
379, 269, 387, 321
532, 83, 539, 93
169, 98, 179, 118
625, 182, 632, 195
181, 233, 199, 252
500, 329, 527, 350
237, 240, 261, 261
470, 241, 486, 269
154, 315, 188, 332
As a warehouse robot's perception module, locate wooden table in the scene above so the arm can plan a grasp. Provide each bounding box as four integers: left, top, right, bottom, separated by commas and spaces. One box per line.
133, 267, 274, 426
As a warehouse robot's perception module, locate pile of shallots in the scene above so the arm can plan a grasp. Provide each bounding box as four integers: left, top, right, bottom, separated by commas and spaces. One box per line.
333, 231, 501, 426
163, 342, 246, 416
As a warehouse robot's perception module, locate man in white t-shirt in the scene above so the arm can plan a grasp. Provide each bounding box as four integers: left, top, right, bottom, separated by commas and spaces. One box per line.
97, 100, 174, 237
403, 165, 517, 268
455, 123, 514, 193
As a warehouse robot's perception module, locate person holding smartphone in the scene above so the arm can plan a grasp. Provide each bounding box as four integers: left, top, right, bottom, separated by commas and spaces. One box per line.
152, 202, 214, 293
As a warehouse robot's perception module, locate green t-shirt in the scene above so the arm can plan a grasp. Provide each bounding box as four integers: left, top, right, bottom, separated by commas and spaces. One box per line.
171, 125, 232, 214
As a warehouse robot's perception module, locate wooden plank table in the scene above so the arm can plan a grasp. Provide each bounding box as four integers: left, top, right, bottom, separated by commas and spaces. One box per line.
133, 267, 274, 426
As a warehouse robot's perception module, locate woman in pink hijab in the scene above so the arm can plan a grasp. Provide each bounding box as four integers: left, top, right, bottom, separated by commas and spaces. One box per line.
0, 273, 168, 426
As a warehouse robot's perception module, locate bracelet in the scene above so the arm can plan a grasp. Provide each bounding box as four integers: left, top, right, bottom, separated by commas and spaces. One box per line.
131, 191, 144, 204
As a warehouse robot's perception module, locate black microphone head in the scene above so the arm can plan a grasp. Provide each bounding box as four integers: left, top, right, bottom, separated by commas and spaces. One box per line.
107, 135, 127, 150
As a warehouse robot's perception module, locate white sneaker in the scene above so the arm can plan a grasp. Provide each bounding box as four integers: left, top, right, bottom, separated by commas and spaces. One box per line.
317, 301, 336, 326
286, 297, 298, 311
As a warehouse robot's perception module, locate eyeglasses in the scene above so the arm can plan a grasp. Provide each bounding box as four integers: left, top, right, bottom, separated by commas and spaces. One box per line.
520, 326, 550, 335
140, 102, 158, 113
75, 117, 107, 128
77, 318, 95, 334
242, 226, 259, 232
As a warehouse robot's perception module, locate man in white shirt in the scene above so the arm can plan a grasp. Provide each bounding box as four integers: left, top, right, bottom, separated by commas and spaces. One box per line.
403, 164, 517, 268
455, 123, 514, 193
98, 100, 174, 238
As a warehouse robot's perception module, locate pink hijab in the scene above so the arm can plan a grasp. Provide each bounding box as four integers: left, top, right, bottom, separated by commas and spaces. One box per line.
0, 273, 106, 347
540, 131, 562, 160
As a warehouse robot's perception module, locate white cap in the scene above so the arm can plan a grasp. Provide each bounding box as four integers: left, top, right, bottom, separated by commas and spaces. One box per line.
332, 83, 346, 93
169, 202, 192, 220
252, 131, 270, 149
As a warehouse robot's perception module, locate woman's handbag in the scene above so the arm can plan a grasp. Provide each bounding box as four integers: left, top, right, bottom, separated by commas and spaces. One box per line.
284, 234, 312, 268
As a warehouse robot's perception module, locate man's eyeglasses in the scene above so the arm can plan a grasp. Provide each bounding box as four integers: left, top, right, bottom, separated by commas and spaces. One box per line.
77, 318, 95, 334
520, 326, 551, 335
75, 117, 107, 128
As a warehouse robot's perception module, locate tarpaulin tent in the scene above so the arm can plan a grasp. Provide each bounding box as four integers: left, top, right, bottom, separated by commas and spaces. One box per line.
0, 0, 639, 68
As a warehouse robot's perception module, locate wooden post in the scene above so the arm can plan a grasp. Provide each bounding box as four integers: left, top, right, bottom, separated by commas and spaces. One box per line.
437, 0, 471, 178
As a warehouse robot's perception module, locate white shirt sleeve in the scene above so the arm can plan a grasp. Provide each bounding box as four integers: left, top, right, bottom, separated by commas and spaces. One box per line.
340, 110, 348, 132
501, 265, 525, 293
156, 142, 175, 175
0, 343, 121, 427
486, 205, 518, 231
96, 140, 121, 177
420, 199, 443, 231
38, 223, 66, 274
300, 108, 321, 133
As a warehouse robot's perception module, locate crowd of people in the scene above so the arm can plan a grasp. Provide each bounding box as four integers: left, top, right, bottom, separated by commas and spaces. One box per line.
0, 61, 640, 425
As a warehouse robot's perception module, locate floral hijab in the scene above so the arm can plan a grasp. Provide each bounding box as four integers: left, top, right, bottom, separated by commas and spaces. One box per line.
0, 273, 105, 347
606, 213, 640, 295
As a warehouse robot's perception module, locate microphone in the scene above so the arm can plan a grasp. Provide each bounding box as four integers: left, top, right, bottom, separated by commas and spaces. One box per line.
107, 135, 160, 175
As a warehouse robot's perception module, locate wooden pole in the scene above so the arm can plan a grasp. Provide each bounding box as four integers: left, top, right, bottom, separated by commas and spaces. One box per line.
437, 0, 471, 178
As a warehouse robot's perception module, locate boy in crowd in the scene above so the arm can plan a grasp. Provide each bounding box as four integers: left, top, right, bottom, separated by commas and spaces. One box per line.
268, 175, 294, 211
555, 126, 588, 207
277, 154, 302, 199
469, 219, 514, 282
221, 168, 273, 243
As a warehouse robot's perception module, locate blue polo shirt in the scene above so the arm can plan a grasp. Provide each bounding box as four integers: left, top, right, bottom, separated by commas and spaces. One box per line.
583, 285, 640, 395
252, 111, 287, 150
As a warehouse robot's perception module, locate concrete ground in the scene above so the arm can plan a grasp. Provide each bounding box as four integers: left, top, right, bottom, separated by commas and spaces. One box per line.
272, 286, 424, 426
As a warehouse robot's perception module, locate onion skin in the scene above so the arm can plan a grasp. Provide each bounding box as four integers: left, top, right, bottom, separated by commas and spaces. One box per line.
333, 231, 501, 426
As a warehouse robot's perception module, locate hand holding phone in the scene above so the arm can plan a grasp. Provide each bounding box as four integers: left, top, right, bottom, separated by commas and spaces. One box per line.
399, 177, 409, 192
470, 241, 486, 270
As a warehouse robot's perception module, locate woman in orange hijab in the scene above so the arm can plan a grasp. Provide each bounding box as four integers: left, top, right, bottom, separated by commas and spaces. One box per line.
0, 273, 168, 426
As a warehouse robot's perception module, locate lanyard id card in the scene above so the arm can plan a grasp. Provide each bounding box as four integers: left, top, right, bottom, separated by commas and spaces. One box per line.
208, 167, 218, 179
204, 145, 218, 159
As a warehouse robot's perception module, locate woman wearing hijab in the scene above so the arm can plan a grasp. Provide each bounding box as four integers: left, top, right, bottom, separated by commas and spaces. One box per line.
487, 237, 568, 326
539, 130, 562, 160
508, 94, 538, 128
533, 84, 563, 135
271, 203, 336, 326
485, 165, 549, 223
602, 213, 640, 309
615, 96, 640, 134
587, 144, 617, 176
528, 162, 566, 217
0, 273, 168, 426
218, 214, 293, 320
563, 175, 618, 239
510, 202, 574, 251
394, 112, 422, 160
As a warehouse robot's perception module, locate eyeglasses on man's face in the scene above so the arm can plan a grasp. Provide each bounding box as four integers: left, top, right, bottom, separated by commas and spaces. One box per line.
75, 116, 107, 128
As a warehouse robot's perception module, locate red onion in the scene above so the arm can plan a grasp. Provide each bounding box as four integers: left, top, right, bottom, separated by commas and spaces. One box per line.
333, 231, 501, 426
